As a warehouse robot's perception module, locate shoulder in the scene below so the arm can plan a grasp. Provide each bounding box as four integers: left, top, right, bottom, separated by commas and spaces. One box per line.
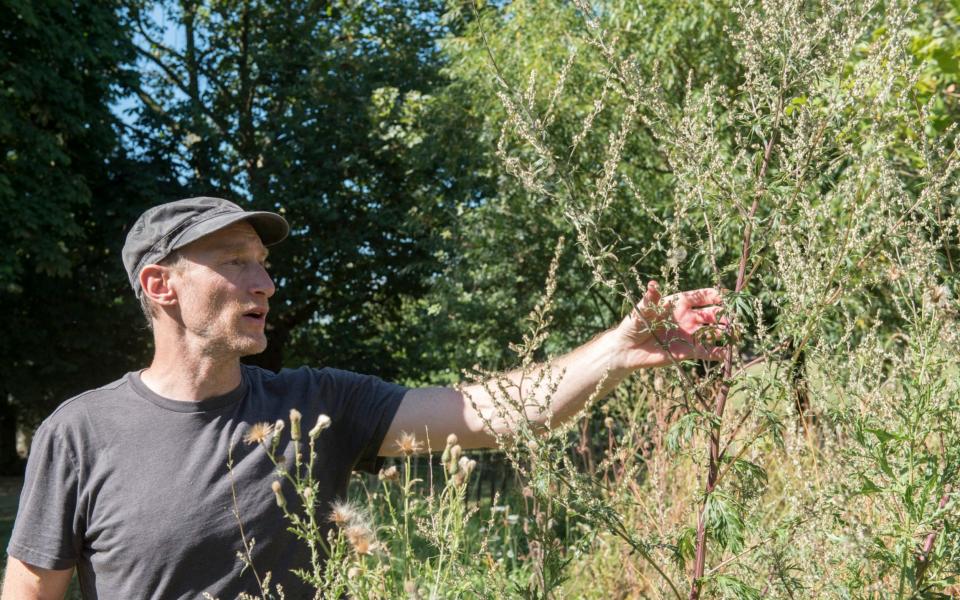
28, 374, 132, 462
243, 364, 383, 386
241, 363, 317, 390
42, 375, 132, 429
241, 364, 407, 401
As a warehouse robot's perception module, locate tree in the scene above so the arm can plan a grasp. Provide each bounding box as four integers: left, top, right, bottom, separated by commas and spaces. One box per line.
0, 0, 166, 473
124, 0, 480, 380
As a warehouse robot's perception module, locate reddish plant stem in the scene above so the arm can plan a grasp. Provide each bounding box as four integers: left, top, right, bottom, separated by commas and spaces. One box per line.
689, 132, 778, 599
914, 490, 950, 585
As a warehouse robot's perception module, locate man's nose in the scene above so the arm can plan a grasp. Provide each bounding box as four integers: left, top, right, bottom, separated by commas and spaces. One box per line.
252, 263, 276, 298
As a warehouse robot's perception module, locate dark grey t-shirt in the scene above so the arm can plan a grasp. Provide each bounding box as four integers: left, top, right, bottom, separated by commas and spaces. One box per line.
7, 365, 407, 599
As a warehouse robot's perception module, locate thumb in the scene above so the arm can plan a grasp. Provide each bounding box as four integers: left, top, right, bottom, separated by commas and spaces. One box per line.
630, 280, 662, 324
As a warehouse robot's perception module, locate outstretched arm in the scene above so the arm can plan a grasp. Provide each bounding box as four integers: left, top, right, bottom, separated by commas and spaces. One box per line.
379, 282, 725, 454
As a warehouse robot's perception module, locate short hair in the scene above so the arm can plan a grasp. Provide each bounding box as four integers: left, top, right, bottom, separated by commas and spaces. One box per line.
139, 250, 187, 330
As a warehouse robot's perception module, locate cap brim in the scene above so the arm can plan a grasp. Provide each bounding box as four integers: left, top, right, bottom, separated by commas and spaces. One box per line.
170, 210, 290, 252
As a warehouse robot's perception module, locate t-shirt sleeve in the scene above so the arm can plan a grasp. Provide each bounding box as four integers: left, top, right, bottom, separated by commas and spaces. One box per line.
7, 421, 83, 570
317, 368, 407, 474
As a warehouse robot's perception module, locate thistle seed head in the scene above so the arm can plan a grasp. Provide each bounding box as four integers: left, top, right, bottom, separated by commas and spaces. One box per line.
309, 414, 332, 439
345, 524, 375, 555
448, 444, 463, 475
442, 433, 458, 464
378, 465, 400, 482
395, 431, 424, 456
289, 409, 302, 441
271, 480, 285, 509
329, 500, 360, 527
243, 422, 275, 445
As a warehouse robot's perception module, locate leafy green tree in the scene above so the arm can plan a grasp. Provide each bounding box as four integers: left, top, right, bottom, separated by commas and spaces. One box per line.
123, 0, 480, 379
0, 0, 166, 474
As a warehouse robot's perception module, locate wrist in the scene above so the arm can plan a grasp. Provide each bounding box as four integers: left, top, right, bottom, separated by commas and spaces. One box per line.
595, 327, 634, 378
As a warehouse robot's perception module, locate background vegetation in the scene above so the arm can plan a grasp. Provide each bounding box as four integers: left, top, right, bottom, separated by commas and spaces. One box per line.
1, 0, 958, 597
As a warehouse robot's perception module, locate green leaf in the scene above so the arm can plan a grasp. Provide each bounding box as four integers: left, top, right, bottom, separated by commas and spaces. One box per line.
866, 428, 903, 443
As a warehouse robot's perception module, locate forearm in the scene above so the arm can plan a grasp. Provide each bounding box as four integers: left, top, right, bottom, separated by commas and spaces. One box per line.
461, 328, 631, 438
382, 284, 723, 454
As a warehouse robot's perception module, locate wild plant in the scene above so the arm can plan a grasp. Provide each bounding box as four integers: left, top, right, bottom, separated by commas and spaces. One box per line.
226, 409, 512, 599
221, 0, 958, 596
469, 0, 959, 596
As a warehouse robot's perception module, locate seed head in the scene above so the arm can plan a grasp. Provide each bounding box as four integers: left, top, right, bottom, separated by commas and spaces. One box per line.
309, 414, 332, 439
329, 500, 360, 527
271, 480, 285, 509
604, 416, 615, 429
448, 444, 463, 476
454, 457, 476, 484
345, 524, 375, 555
347, 566, 361, 580
442, 433, 458, 464
378, 465, 400, 482
243, 422, 274, 445
395, 432, 424, 456
289, 409, 302, 441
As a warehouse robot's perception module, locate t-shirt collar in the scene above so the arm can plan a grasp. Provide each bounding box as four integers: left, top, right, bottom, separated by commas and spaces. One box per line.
127, 368, 249, 413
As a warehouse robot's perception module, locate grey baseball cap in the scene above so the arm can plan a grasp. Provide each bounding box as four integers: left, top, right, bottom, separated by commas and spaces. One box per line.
122, 196, 289, 297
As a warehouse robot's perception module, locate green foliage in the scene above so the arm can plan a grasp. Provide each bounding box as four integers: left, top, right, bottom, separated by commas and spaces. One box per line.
437, 0, 960, 597
124, 0, 477, 380
0, 0, 130, 285
4, 0, 959, 596
0, 0, 179, 473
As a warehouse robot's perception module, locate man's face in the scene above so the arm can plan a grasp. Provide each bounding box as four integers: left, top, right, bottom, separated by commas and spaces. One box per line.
170, 221, 276, 357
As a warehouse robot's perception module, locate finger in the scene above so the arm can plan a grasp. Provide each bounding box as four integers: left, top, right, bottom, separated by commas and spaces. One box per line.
695, 306, 724, 325
674, 287, 723, 309
642, 280, 661, 307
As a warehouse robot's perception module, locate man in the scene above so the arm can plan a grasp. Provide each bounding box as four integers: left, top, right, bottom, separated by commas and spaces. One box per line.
2, 197, 724, 599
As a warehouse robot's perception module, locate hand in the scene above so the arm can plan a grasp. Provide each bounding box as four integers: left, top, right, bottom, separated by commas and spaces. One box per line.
612, 281, 727, 370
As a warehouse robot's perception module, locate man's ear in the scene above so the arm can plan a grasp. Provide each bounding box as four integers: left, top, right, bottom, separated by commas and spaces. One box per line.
140, 264, 179, 308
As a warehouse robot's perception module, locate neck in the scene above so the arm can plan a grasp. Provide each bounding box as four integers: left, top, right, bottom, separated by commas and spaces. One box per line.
141, 328, 243, 402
